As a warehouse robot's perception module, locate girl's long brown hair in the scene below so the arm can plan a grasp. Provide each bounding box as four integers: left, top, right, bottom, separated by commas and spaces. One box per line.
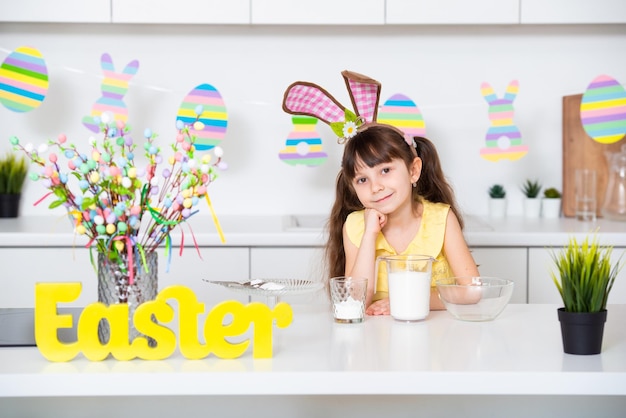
324, 125, 463, 279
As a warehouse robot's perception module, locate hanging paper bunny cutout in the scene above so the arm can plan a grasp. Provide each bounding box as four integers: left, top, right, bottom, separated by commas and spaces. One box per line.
82, 53, 139, 133
282, 70, 382, 143
278, 116, 328, 167
479, 80, 528, 162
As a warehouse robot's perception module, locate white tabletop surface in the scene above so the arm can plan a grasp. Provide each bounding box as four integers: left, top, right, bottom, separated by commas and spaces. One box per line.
1, 303, 625, 398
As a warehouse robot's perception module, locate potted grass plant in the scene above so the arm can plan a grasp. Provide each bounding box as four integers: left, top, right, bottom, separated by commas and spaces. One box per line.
0, 152, 28, 217
541, 187, 562, 219
521, 179, 542, 218
488, 184, 507, 218
550, 235, 623, 354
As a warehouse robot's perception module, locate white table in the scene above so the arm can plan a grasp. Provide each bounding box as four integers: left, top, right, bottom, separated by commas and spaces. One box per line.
1, 304, 625, 417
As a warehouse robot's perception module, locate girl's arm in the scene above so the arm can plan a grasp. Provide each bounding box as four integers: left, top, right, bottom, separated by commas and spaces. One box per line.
443, 210, 480, 278
436, 210, 481, 307
344, 209, 386, 308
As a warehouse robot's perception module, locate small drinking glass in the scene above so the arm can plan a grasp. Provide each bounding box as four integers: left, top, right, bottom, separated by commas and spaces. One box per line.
575, 169, 597, 222
330, 276, 368, 323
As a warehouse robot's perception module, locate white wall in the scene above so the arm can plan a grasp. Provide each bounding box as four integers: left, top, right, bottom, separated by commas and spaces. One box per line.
1, 23, 625, 218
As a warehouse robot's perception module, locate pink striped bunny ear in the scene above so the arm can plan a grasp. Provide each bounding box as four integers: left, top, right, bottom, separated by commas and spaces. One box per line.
342, 70, 381, 124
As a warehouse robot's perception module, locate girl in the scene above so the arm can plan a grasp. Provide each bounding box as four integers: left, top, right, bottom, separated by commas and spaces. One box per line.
324, 125, 479, 314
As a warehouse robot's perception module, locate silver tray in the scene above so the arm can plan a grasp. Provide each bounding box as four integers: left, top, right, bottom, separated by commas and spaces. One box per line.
203, 278, 324, 297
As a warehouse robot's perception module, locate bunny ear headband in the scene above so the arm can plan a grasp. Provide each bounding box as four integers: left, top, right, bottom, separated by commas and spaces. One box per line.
282, 70, 416, 149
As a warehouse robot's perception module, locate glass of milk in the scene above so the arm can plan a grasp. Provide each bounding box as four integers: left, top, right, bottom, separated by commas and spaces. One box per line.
377, 255, 434, 321
330, 276, 368, 323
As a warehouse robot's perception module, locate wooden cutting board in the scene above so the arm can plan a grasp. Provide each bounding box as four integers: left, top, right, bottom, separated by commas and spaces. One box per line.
562, 94, 625, 217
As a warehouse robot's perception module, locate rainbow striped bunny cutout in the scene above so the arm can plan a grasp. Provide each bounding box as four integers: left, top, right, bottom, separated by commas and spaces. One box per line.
82, 53, 139, 133
479, 80, 528, 162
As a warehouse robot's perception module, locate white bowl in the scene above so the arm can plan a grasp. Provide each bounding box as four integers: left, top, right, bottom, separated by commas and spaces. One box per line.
435, 277, 514, 321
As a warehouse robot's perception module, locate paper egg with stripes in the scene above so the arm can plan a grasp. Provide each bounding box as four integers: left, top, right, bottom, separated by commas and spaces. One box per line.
0, 46, 49, 112
580, 74, 626, 144
377, 94, 426, 138
176, 83, 228, 151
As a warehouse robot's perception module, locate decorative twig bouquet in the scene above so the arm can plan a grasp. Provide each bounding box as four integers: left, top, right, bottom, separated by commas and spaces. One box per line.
10, 113, 226, 272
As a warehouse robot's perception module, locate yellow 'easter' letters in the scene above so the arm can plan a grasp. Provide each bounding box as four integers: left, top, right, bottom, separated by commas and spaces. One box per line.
34, 283, 293, 362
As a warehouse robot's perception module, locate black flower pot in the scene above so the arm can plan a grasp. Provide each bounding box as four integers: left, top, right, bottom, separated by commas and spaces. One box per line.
557, 308, 607, 355
0, 194, 21, 218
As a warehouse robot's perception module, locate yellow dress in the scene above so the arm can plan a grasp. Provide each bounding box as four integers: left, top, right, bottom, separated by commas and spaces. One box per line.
345, 200, 452, 301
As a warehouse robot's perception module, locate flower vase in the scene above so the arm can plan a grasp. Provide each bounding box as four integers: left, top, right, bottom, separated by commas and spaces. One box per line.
97, 250, 158, 345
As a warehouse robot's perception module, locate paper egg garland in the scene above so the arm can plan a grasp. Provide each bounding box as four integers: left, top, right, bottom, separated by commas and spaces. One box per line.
580, 74, 626, 144
0, 46, 49, 112
377, 94, 426, 138
279, 116, 328, 167
479, 80, 528, 162
176, 83, 228, 151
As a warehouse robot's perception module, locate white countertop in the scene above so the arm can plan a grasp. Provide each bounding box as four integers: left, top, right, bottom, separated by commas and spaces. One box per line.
1, 304, 625, 398
2, 215, 626, 247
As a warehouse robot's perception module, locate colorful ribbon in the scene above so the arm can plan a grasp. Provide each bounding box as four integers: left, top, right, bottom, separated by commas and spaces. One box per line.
204, 192, 226, 244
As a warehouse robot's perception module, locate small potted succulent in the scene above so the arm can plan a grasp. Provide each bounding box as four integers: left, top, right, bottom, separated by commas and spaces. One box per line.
541, 187, 562, 219
0, 152, 28, 217
521, 179, 542, 218
550, 235, 623, 355
488, 184, 507, 218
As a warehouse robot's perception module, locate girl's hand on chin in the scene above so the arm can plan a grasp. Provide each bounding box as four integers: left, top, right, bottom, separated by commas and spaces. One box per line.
363, 209, 387, 235
366, 298, 390, 315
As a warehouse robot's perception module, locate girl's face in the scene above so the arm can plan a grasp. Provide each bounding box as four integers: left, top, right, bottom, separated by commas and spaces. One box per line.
351, 157, 421, 215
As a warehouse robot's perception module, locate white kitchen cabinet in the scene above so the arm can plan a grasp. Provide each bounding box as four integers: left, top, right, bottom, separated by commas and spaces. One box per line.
0, 247, 249, 309
528, 247, 626, 304
0, 248, 96, 308
386, 0, 520, 24
112, 0, 250, 24
0, 0, 110, 23
251, 0, 385, 25
527, 248, 561, 304
521, 0, 626, 24
470, 247, 528, 303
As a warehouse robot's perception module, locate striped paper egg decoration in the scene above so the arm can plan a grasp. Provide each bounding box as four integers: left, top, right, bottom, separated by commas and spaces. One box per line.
176, 83, 228, 151
377, 94, 426, 138
0, 46, 49, 112
580, 74, 626, 144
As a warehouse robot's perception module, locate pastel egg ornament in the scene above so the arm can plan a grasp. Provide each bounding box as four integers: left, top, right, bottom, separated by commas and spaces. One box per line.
580, 74, 626, 144
176, 83, 228, 151
377, 94, 426, 138
0, 46, 49, 112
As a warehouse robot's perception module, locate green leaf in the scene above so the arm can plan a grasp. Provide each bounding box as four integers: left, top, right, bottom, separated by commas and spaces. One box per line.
330, 122, 345, 138
48, 200, 64, 209
81, 197, 96, 210
550, 235, 624, 312
52, 187, 67, 199
344, 108, 357, 123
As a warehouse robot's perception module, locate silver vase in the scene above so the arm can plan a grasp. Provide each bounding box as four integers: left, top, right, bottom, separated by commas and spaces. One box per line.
97, 250, 158, 344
